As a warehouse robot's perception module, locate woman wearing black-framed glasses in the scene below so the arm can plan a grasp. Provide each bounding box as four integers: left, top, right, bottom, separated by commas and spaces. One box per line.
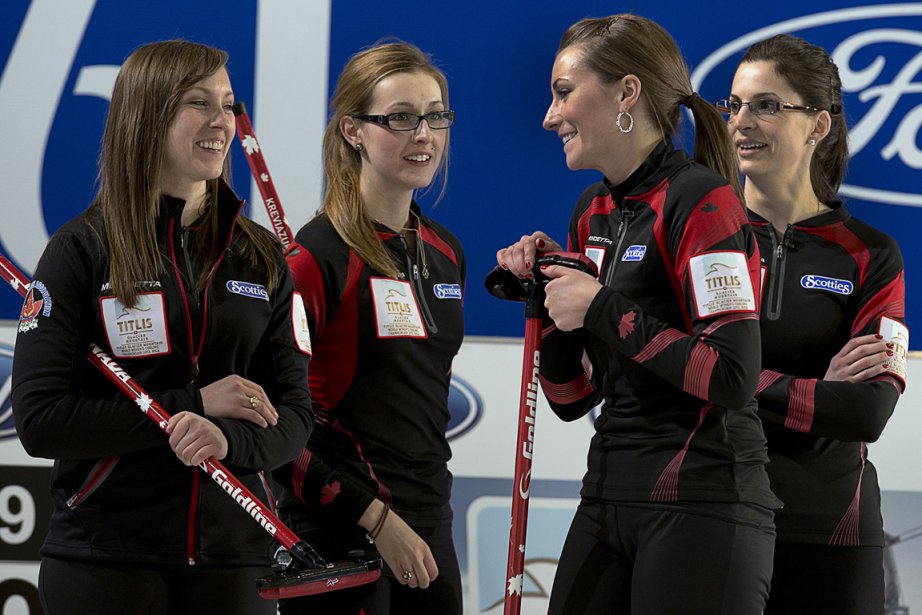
726, 33, 907, 615
274, 41, 465, 615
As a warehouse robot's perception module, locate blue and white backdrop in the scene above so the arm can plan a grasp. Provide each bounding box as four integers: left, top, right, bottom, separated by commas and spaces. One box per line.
1, 1, 921, 613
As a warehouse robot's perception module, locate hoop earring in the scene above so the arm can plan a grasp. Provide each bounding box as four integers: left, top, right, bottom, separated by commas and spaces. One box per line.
616, 111, 634, 134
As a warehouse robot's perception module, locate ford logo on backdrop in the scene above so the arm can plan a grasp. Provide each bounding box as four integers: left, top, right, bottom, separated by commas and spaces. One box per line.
691, 4, 922, 207
446, 375, 483, 441
0, 344, 14, 441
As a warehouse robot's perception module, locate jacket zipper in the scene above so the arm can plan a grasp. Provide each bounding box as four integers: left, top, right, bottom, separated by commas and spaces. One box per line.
603, 201, 633, 288
66, 456, 120, 509
765, 225, 792, 321
169, 216, 233, 566
398, 233, 438, 333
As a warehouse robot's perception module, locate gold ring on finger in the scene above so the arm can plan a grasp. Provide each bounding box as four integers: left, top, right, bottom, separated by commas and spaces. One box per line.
401, 570, 414, 580
249, 395, 260, 409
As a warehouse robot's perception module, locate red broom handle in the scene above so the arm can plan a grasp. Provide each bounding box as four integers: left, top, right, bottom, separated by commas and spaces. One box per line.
233, 102, 295, 249
0, 253, 323, 568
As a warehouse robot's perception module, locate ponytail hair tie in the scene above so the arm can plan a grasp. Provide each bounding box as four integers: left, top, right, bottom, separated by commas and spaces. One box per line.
682, 92, 699, 107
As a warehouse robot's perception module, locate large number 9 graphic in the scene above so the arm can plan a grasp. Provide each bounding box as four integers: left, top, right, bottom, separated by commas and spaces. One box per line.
0, 486, 34, 546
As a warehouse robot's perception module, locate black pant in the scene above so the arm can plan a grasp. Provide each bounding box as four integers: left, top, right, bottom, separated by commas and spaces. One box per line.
549, 500, 776, 615
278, 522, 462, 615
39, 557, 276, 615
764, 542, 884, 615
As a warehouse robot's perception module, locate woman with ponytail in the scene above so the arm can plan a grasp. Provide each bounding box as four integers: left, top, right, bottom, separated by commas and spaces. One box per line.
725, 34, 907, 615
496, 14, 778, 614
276, 41, 464, 614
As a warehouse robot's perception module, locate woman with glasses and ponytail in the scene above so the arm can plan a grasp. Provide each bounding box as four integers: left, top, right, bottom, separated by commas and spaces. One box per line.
496, 14, 778, 615
724, 34, 907, 615
274, 41, 464, 615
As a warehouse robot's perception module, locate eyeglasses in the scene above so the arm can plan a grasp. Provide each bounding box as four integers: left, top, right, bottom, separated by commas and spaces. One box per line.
353, 110, 455, 131
715, 98, 820, 116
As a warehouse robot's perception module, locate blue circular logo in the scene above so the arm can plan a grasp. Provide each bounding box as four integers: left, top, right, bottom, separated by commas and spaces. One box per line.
446, 375, 483, 441
0, 343, 14, 440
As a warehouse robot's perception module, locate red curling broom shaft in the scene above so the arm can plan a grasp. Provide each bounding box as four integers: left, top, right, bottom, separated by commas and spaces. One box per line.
233, 102, 295, 250
0, 253, 323, 568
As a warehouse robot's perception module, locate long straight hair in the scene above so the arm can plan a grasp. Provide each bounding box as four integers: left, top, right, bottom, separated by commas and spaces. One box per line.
91, 39, 280, 306
321, 42, 450, 278
559, 15, 743, 200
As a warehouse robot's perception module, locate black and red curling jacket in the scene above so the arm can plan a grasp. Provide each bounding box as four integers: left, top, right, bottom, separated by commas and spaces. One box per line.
277, 205, 465, 528
540, 141, 778, 508
12, 182, 314, 566
751, 203, 907, 546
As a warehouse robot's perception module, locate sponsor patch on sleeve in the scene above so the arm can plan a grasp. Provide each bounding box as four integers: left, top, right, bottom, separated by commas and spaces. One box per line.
879, 317, 909, 382
100, 292, 170, 358
291, 292, 312, 356
688, 251, 757, 318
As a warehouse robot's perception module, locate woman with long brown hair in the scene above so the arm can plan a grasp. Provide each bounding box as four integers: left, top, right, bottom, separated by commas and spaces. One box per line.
724, 34, 907, 615
12, 40, 313, 615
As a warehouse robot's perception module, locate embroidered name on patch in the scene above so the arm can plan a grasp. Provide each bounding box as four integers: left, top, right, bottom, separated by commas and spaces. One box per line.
226, 280, 269, 301
800, 275, 853, 295
18, 280, 53, 333
621, 245, 646, 262
689, 251, 756, 318
434, 283, 462, 299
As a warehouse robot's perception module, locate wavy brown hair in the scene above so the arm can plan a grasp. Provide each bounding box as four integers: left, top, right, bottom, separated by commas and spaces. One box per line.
321, 41, 450, 278
559, 15, 743, 200
90, 39, 280, 306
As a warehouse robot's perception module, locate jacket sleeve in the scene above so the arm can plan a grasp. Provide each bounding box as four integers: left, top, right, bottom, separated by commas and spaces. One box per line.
583, 184, 762, 410
12, 228, 193, 459
755, 247, 906, 442
273, 234, 376, 523
537, 210, 601, 421
216, 258, 314, 471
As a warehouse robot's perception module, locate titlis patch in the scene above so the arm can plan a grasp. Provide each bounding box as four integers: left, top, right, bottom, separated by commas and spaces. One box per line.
226, 280, 269, 301
18, 280, 52, 333
800, 275, 854, 295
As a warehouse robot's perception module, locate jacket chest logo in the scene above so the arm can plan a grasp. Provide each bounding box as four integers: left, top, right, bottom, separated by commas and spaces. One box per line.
226, 280, 269, 301
800, 275, 854, 295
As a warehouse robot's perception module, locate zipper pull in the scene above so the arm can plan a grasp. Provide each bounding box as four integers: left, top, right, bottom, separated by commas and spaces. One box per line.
412, 263, 419, 280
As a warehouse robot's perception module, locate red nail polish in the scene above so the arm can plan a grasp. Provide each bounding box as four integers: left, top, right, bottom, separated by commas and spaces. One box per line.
883, 363, 889, 369
525, 261, 532, 269
887, 351, 893, 356
536, 238, 546, 248
501, 262, 508, 270
875, 334, 883, 340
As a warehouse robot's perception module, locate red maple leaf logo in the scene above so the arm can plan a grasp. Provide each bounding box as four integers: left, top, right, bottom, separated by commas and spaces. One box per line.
319, 480, 341, 506
618, 311, 636, 339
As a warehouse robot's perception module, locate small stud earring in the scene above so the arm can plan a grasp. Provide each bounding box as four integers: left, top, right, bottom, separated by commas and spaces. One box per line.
808, 139, 816, 146
355, 143, 364, 151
